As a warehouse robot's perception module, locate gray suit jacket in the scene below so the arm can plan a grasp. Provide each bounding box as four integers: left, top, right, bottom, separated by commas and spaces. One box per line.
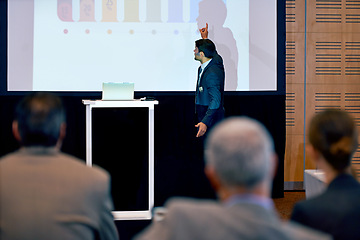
0, 147, 118, 240
135, 197, 332, 240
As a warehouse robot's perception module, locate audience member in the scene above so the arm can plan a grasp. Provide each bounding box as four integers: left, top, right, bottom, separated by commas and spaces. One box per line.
135, 117, 331, 240
291, 109, 360, 240
0, 93, 118, 240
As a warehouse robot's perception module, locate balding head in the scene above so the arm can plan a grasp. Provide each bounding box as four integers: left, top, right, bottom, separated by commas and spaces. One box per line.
205, 117, 275, 189
13, 92, 66, 147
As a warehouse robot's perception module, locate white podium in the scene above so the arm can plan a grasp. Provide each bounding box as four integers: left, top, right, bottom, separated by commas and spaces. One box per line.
82, 99, 158, 220
304, 169, 326, 199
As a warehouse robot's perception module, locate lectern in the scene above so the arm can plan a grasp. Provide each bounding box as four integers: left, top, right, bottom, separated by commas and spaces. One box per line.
82, 100, 158, 220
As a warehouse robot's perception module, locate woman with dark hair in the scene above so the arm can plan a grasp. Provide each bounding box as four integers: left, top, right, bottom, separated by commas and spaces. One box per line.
291, 109, 360, 240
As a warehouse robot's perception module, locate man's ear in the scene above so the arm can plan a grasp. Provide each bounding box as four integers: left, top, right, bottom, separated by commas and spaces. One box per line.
12, 121, 21, 142
59, 123, 67, 141
270, 153, 278, 180
199, 51, 205, 58
205, 166, 221, 192
55, 123, 67, 149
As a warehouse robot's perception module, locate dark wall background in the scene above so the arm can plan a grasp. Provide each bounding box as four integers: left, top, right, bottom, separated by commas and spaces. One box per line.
0, 93, 285, 238
0, 93, 285, 200
0, 0, 286, 239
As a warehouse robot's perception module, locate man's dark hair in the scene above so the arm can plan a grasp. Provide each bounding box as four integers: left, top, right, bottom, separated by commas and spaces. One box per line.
195, 39, 216, 58
15, 92, 66, 147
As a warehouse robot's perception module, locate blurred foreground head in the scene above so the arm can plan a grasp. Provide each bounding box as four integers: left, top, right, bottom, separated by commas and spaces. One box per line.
308, 109, 358, 173
13, 92, 66, 147
205, 117, 275, 191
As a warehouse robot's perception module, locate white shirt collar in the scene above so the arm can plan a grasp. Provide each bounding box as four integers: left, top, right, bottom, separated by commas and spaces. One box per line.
201, 58, 212, 71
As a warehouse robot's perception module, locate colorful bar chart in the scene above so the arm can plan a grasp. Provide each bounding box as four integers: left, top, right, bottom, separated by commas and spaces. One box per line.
146, 0, 161, 22
57, 0, 74, 22
57, 0, 227, 23
123, 0, 139, 22
102, 0, 118, 22
167, 0, 182, 23
79, 0, 95, 22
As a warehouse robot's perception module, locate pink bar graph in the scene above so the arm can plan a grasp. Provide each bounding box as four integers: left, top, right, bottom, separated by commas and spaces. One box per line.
57, 0, 74, 22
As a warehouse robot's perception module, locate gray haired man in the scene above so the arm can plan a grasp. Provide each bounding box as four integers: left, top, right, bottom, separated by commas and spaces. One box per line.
135, 117, 332, 240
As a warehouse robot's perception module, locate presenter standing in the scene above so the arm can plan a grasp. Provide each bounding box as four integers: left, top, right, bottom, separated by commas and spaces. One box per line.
194, 24, 225, 137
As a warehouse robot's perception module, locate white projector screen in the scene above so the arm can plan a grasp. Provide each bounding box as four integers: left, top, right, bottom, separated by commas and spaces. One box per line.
7, 0, 277, 92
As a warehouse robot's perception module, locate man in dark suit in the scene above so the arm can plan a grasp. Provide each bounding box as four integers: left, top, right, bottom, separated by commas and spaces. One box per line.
134, 117, 331, 240
291, 109, 360, 240
0, 93, 118, 240
194, 38, 225, 137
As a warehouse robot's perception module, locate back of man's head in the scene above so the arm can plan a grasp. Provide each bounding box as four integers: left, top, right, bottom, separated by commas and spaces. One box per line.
205, 117, 274, 189
14, 92, 65, 147
195, 39, 216, 58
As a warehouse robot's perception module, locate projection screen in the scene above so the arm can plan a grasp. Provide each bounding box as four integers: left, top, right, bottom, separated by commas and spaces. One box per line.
7, 0, 277, 92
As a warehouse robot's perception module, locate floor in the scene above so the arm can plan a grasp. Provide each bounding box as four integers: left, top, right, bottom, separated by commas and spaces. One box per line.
115, 191, 307, 240
273, 191, 306, 220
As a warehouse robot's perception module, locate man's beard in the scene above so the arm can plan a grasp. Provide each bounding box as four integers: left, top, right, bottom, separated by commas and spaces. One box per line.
194, 54, 201, 61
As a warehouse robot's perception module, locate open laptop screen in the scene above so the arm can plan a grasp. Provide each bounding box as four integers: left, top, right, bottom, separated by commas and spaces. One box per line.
102, 82, 134, 100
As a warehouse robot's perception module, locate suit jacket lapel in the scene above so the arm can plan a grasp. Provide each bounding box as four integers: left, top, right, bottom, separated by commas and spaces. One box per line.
199, 59, 214, 85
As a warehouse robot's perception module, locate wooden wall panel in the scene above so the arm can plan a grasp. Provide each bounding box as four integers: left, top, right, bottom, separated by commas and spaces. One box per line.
285, 0, 306, 185
306, 33, 360, 84
286, 33, 305, 84
286, 84, 305, 135
305, 85, 343, 123
285, 135, 306, 181
285, 83, 305, 182
286, 0, 305, 32
305, 85, 360, 179
285, 0, 360, 185
307, 0, 360, 33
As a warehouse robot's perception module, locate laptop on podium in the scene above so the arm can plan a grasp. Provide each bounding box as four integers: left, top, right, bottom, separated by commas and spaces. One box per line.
102, 82, 134, 100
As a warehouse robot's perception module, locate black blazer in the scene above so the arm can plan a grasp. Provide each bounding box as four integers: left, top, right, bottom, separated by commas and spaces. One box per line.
195, 53, 225, 127
291, 174, 360, 240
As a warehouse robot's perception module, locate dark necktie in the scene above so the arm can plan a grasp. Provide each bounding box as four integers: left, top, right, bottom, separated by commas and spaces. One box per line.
195, 67, 203, 110
197, 67, 202, 86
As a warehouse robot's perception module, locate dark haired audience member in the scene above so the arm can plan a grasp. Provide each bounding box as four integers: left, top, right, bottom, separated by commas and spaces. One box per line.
135, 117, 331, 240
0, 93, 118, 240
291, 109, 360, 240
